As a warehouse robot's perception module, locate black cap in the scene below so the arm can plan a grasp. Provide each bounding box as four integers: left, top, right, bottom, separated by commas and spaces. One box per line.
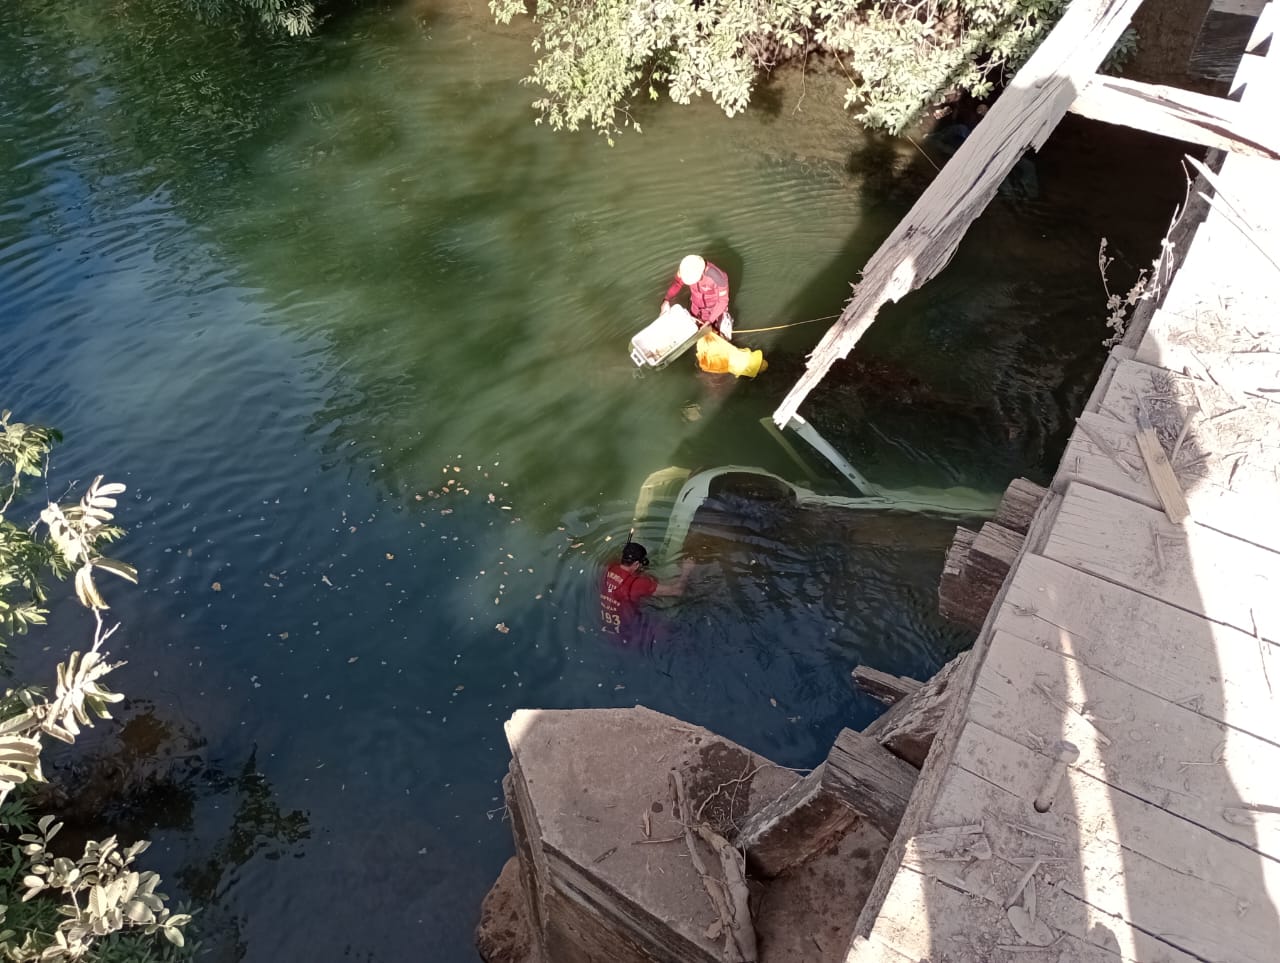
621, 542, 649, 566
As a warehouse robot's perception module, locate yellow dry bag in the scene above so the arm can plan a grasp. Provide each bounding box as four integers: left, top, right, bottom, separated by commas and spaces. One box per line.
695, 331, 767, 378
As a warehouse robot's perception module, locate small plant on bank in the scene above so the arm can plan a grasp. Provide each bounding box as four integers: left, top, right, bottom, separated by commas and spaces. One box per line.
1097, 171, 1187, 347
0, 411, 194, 961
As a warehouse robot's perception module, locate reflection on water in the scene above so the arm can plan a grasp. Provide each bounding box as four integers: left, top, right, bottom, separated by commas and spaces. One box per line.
0, 0, 1189, 959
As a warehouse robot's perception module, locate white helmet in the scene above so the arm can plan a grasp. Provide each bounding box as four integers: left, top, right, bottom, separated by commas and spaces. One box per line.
677, 254, 706, 284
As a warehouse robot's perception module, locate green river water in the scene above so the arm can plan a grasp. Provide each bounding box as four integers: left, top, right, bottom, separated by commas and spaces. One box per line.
1, 1, 1189, 959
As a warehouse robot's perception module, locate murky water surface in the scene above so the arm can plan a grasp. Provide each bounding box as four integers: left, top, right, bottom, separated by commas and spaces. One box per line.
1, 2, 1186, 958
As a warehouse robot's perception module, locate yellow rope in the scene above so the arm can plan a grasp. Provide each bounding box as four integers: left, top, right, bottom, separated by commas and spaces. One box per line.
732, 313, 840, 335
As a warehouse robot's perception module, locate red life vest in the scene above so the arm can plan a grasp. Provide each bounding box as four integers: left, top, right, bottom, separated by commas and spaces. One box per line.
599, 562, 657, 635
666, 262, 730, 324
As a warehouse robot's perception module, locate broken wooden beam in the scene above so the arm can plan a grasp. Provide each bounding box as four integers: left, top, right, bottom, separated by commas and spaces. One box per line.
853, 665, 924, 705
864, 653, 967, 769
733, 763, 855, 879
826, 730, 918, 839
1068, 74, 1280, 158
771, 0, 1148, 427
992, 478, 1049, 535
735, 731, 918, 878
938, 521, 1022, 631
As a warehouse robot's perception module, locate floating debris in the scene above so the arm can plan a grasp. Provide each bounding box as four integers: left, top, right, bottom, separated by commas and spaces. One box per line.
211, 581, 222, 592
495, 623, 510, 634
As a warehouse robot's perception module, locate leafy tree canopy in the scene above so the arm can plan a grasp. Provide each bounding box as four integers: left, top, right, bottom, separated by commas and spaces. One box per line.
182, 0, 319, 36
490, 0, 1071, 136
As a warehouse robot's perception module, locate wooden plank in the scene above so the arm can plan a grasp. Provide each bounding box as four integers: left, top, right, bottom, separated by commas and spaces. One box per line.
969, 628, 1280, 857
927, 726, 1280, 962
1133, 406, 1191, 522
770, 0, 1148, 426
1245, 0, 1280, 52
826, 730, 918, 840
852, 666, 923, 705
993, 478, 1049, 535
1135, 304, 1280, 383
734, 763, 857, 879
1069, 74, 1280, 157
1150, 209, 1280, 328
996, 554, 1280, 745
864, 653, 968, 768
1088, 361, 1280, 517
1043, 482, 1280, 640
1211, 0, 1266, 16
851, 859, 1199, 963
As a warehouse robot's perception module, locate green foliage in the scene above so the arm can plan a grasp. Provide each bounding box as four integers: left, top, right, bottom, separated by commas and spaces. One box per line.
491, 0, 1074, 136
0, 449, 135, 643
0, 413, 194, 962
181, 0, 319, 36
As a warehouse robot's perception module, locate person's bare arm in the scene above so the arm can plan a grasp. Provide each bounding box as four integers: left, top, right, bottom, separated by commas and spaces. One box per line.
651, 557, 695, 597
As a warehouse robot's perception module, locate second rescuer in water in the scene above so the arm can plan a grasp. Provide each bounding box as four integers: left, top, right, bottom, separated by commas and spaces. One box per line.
599, 541, 693, 646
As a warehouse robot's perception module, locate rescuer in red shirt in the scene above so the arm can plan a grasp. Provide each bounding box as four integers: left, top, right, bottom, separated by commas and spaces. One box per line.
660, 254, 734, 340
599, 541, 693, 647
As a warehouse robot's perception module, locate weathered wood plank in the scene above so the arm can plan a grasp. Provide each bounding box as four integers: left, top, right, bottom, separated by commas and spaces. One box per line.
996, 553, 1280, 745
1075, 362, 1280, 542
770, 0, 1148, 426
993, 478, 1049, 535
926, 728, 1280, 963
852, 666, 923, 705
1059, 407, 1280, 555
969, 628, 1280, 857
1134, 407, 1191, 522
939, 527, 990, 630
734, 763, 858, 879
1069, 73, 1280, 156
1042, 482, 1280, 642
848, 860, 1199, 963
826, 730, 918, 841
1211, 0, 1266, 16
864, 653, 967, 768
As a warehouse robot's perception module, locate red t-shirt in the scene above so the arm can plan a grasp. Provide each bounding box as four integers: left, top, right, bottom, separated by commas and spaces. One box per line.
665, 262, 730, 325
599, 562, 657, 635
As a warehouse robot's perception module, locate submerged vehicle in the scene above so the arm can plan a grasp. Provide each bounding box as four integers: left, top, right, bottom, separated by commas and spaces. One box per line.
637, 464, 1000, 562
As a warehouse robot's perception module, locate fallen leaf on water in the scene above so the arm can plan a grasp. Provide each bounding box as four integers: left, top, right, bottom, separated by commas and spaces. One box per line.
211, 582, 222, 592
495, 623, 510, 634
769, 697, 778, 708
348, 656, 359, 663
488, 493, 495, 503
385, 553, 395, 560
414, 494, 424, 501
569, 542, 583, 549
349, 525, 357, 533
441, 509, 453, 516
454, 684, 465, 692
279, 632, 289, 640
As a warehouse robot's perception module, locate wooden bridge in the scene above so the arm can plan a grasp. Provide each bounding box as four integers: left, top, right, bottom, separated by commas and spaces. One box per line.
830, 2, 1280, 961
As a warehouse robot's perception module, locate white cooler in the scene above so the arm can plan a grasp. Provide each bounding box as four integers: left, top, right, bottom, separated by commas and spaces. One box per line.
628, 304, 702, 369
